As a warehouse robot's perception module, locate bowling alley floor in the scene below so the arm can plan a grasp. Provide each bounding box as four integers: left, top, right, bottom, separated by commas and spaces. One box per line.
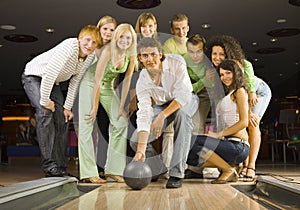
1, 157, 300, 209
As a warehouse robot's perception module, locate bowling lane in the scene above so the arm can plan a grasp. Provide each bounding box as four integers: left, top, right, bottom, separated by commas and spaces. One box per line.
57, 180, 266, 209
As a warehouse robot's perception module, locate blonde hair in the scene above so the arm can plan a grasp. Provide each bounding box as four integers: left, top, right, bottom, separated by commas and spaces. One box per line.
96, 16, 117, 48
110, 23, 137, 68
78, 25, 101, 47
135, 12, 158, 39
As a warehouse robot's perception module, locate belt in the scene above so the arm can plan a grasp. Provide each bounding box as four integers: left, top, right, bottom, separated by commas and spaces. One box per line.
226, 137, 250, 147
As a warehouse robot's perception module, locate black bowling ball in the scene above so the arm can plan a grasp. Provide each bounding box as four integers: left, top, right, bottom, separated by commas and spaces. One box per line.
123, 161, 152, 190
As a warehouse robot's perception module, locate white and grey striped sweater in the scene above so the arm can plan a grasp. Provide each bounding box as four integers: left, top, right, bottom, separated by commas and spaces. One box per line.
24, 38, 95, 110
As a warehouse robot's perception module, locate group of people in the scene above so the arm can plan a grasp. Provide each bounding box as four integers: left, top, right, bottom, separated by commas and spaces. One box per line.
21, 12, 271, 188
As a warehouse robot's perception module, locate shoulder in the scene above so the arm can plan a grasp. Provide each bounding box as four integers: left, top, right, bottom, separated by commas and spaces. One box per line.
61, 38, 78, 47
163, 37, 175, 46
183, 53, 189, 61
165, 54, 186, 64
235, 87, 248, 97
243, 59, 253, 68
100, 45, 111, 59
54, 38, 78, 53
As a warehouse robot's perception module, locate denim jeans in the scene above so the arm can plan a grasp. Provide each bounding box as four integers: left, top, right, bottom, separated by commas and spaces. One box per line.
21, 74, 69, 172
252, 77, 272, 117
187, 135, 250, 166
131, 94, 199, 178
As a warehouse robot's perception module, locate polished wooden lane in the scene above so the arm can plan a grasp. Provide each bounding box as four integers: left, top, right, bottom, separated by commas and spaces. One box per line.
2, 158, 300, 209
57, 180, 266, 210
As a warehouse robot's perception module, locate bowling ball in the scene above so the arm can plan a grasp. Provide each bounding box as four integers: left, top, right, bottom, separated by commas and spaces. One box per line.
123, 161, 152, 190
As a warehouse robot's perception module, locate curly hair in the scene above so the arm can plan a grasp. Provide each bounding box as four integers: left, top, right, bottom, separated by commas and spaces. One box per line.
205, 35, 246, 64
217, 59, 248, 100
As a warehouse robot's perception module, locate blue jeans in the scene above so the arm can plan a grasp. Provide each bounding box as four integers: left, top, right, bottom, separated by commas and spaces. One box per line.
21, 74, 69, 172
187, 135, 250, 166
252, 77, 272, 117
131, 94, 199, 178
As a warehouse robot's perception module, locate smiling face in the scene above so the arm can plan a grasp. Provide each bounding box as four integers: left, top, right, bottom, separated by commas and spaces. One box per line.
140, 19, 157, 38
187, 42, 204, 64
171, 20, 189, 42
117, 30, 132, 50
100, 22, 116, 44
211, 45, 226, 67
138, 47, 162, 70
78, 34, 98, 57
219, 68, 233, 87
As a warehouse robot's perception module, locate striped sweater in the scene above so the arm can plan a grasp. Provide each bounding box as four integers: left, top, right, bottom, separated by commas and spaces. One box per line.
24, 38, 95, 110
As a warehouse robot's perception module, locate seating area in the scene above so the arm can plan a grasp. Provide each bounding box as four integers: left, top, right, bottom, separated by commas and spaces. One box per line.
6, 131, 78, 163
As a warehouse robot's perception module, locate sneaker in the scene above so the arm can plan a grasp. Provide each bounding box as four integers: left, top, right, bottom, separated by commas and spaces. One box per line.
203, 168, 220, 179
184, 169, 204, 179
166, 176, 182, 188
45, 167, 65, 177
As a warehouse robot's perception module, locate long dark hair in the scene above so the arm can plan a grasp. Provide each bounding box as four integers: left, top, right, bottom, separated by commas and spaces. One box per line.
217, 59, 248, 100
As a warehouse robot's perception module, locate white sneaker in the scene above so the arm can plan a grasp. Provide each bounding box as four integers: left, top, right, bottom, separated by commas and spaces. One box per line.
203, 167, 220, 179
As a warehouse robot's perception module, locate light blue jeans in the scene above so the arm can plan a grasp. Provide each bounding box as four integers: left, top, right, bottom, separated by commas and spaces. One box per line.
252, 77, 272, 117
130, 94, 199, 178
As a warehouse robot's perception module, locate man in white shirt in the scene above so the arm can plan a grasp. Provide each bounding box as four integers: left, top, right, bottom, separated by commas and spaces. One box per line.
131, 37, 198, 188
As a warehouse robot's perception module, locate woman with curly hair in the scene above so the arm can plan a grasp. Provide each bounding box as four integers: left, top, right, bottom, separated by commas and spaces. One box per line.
205, 35, 272, 182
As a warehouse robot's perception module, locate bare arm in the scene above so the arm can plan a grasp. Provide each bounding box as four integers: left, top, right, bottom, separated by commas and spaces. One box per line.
87, 46, 111, 123
117, 56, 135, 120
209, 88, 249, 139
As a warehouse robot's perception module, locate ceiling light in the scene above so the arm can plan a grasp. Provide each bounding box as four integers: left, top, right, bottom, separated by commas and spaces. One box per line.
289, 0, 300, 7
267, 28, 300, 37
256, 47, 285, 54
270, 38, 278, 42
117, 0, 161, 9
0, 44, 3, 48
276, 18, 287, 23
46, 28, 55, 33
252, 42, 258, 46
253, 58, 259, 62
4, 34, 38, 43
0, 25, 16, 30
201, 23, 211, 29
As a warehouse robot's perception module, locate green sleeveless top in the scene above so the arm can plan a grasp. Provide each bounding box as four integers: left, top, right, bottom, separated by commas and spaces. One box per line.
101, 52, 130, 83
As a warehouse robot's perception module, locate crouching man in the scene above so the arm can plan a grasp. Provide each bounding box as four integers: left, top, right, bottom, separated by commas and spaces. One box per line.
131, 37, 198, 188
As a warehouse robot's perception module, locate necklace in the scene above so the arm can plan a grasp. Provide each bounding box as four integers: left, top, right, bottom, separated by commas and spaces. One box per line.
78, 57, 85, 63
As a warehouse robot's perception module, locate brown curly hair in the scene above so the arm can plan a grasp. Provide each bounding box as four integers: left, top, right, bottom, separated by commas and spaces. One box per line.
205, 35, 246, 66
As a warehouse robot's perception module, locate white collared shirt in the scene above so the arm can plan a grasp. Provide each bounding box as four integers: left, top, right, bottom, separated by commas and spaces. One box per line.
136, 54, 193, 133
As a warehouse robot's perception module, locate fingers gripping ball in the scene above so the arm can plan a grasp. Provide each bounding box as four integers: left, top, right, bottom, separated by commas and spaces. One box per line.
123, 161, 152, 190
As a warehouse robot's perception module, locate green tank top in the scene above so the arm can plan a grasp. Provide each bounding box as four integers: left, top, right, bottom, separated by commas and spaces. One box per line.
101, 52, 130, 83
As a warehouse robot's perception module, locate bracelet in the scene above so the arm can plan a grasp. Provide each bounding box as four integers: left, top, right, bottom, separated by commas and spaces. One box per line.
136, 150, 145, 158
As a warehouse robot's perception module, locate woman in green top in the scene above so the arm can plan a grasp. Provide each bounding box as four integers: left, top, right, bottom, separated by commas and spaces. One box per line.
88, 23, 137, 182
77, 16, 117, 184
